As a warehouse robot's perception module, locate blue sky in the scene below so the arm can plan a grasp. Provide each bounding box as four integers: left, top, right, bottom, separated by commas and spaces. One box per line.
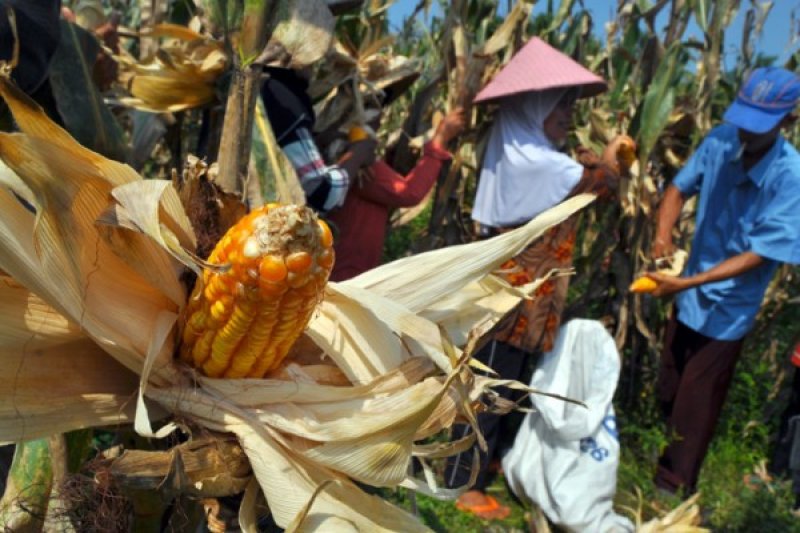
388, 1, 799, 67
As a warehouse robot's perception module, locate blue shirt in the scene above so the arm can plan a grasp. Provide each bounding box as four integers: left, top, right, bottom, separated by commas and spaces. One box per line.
672, 124, 800, 341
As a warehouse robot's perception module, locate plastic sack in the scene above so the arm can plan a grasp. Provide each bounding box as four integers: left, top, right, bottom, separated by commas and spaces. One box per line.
502, 319, 633, 532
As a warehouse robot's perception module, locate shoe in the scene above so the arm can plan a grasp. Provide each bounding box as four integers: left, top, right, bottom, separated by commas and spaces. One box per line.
455, 491, 511, 520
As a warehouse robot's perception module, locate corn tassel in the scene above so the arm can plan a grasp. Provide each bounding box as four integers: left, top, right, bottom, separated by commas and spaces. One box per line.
179, 204, 334, 378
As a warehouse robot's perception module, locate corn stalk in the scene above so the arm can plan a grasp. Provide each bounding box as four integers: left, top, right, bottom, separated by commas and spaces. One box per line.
0, 440, 53, 532
214, 0, 279, 196
694, 0, 740, 131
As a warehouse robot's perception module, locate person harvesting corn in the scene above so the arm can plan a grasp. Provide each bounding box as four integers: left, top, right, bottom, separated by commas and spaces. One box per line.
260, 67, 376, 214
445, 37, 629, 520
648, 67, 800, 495
328, 106, 466, 281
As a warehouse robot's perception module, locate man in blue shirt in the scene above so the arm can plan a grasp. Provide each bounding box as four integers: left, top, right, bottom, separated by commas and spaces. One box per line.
647, 67, 800, 494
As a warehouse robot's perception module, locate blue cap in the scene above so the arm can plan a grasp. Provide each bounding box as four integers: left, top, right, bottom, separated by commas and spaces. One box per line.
723, 67, 800, 134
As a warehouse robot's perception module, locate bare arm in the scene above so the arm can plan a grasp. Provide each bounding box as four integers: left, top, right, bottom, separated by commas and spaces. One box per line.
653, 184, 685, 258
648, 251, 764, 297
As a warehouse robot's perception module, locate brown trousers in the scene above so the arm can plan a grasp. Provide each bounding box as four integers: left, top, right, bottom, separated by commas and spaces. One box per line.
655, 313, 744, 493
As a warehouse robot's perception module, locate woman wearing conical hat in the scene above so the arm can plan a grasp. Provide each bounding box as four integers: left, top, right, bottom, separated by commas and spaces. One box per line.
446, 37, 632, 520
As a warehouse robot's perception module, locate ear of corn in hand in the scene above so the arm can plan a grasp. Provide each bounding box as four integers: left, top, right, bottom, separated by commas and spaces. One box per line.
179, 204, 334, 378
348, 125, 370, 142
615, 135, 637, 169
629, 276, 659, 293
629, 249, 688, 293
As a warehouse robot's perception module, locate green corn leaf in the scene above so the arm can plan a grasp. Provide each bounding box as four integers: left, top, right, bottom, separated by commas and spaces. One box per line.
559, 10, 590, 57
546, 0, 575, 34
692, 0, 711, 33
240, 0, 276, 62
636, 43, 684, 157
609, 20, 642, 110
252, 99, 305, 204
48, 21, 130, 163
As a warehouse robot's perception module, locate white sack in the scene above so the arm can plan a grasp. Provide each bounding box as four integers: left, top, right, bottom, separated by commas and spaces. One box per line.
502, 319, 633, 532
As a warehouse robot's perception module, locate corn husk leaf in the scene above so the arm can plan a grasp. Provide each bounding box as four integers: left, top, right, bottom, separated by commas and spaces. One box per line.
422, 273, 554, 347
0, 79, 179, 385
98, 179, 201, 289
476, 1, 532, 57
310, 33, 421, 157
309, 284, 447, 382
634, 493, 709, 532
252, 99, 306, 205
346, 193, 595, 312
0, 278, 138, 442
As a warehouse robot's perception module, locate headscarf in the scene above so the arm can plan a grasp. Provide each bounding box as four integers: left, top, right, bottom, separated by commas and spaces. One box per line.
471, 88, 584, 227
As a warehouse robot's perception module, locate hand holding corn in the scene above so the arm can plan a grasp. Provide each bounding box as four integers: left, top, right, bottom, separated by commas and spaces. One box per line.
432, 107, 466, 149
629, 249, 688, 294
602, 135, 637, 175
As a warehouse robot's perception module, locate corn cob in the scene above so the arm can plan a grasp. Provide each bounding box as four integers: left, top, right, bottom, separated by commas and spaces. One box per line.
616, 135, 637, 166
348, 125, 370, 142
179, 204, 334, 378
629, 250, 689, 294
629, 276, 658, 293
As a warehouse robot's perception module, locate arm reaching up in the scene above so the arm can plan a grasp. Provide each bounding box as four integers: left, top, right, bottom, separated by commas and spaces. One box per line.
653, 185, 685, 259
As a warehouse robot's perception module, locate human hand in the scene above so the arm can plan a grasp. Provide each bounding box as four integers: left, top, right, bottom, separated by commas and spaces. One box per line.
432, 107, 466, 148
647, 271, 693, 297
602, 135, 637, 175
575, 145, 602, 168
572, 146, 620, 198
338, 138, 378, 179
349, 138, 378, 167
651, 236, 675, 261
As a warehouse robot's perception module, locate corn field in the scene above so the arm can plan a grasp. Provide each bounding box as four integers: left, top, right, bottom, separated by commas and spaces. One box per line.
0, 0, 798, 531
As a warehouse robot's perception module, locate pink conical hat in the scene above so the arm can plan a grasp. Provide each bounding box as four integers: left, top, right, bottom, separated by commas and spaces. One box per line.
474, 37, 607, 104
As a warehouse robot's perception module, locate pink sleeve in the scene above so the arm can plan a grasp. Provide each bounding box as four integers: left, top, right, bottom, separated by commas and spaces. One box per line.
352, 142, 452, 208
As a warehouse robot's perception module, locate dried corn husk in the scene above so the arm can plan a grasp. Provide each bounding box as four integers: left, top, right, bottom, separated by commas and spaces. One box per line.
73, 0, 107, 31
0, 73, 595, 529
266, 0, 336, 69
115, 24, 227, 113
310, 32, 421, 158
636, 493, 709, 532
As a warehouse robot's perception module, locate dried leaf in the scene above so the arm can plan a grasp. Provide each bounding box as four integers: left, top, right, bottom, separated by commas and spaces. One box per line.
269, 0, 336, 69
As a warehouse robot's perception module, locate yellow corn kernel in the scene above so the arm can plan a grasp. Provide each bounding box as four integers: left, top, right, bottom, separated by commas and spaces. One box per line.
259, 255, 287, 282
629, 276, 658, 293
286, 251, 312, 273
318, 220, 333, 248
178, 204, 335, 378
